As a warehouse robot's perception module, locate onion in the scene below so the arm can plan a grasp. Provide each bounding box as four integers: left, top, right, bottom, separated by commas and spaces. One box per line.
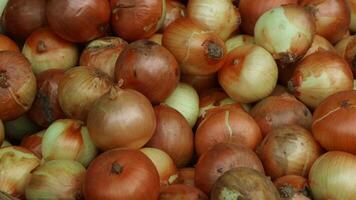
211, 168, 280, 200
254, 5, 315, 63
303, 35, 335, 59
0, 51, 37, 121
239, 0, 298, 35
87, 86, 156, 150
163, 82, 199, 127
1, 140, 11, 148
41, 119, 97, 167
309, 151, 356, 200
174, 168, 195, 186
80, 37, 128, 80
162, 18, 227, 75
300, 0, 350, 44
1, 0, 46, 41
84, 149, 160, 200
348, 0, 356, 32
0, 120, 4, 146
271, 85, 290, 96
140, 147, 178, 186
58, 66, 113, 121
250, 93, 312, 137
148, 33, 163, 45
288, 51, 353, 108
195, 142, 265, 194
218, 44, 278, 103
0, 0, 8, 34
181, 73, 219, 94
258, 125, 321, 179
0, 34, 19, 52
110, 0, 166, 42
335, 35, 356, 76
0, 146, 41, 199
22, 28, 79, 75
4, 115, 40, 141
187, 0, 240, 40
20, 130, 45, 158
146, 105, 193, 167
161, 0, 185, 32
46, 0, 111, 43
115, 40, 180, 104
159, 184, 208, 200
25, 160, 85, 200
274, 175, 311, 200
225, 34, 255, 53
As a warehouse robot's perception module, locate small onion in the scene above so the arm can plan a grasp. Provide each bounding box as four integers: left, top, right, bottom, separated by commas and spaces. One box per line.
218, 44, 278, 103
162, 18, 227, 76
25, 160, 85, 200
22, 28, 79, 75
159, 184, 208, 200
254, 5, 315, 63
20, 130, 45, 158
225, 34, 255, 53
181, 73, 219, 94
174, 168, 195, 186
4, 115, 40, 141
148, 33, 163, 45
288, 51, 353, 108
274, 175, 311, 200
0, 51, 37, 121
348, 0, 356, 32
0, 120, 4, 146
335, 35, 356, 75
161, 0, 186, 32
0, 34, 19, 52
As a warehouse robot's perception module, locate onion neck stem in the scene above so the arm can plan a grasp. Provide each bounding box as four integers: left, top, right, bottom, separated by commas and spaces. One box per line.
111, 163, 123, 175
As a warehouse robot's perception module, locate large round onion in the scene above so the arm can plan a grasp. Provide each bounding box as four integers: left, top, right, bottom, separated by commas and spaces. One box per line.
84, 149, 160, 200
0, 51, 36, 121
254, 5, 315, 63
274, 175, 311, 200
87, 86, 156, 150
161, 0, 186, 32
20, 130, 45, 158
225, 34, 255, 53
195, 142, 265, 194
288, 51, 353, 108
46, 0, 111, 43
58, 66, 113, 121
25, 160, 86, 200
159, 184, 208, 200
218, 44, 278, 103
0, 34, 19, 52
115, 40, 180, 104
335, 35, 356, 75
258, 125, 321, 179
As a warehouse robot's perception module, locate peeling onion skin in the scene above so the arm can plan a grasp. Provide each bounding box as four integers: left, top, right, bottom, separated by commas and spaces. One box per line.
288, 51, 353, 109
161, 0, 186, 32
347, 0, 356, 32
0, 51, 37, 121
159, 184, 208, 200
20, 130, 45, 159
254, 5, 316, 63
0, 34, 20, 52
335, 35, 356, 76
274, 175, 311, 200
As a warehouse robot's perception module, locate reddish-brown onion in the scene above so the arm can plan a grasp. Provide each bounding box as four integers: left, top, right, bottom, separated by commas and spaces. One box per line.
20, 130, 45, 158
161, 0, 186, 32
159, 184, 208, 200
174, 168, 195, 186
84, 149, 160, 200
46, 0, 111, 43
0, 34, 19, 52
335, 35, 356, 76
181, 73, 219, 94
115, 40, 180, 104
195, 142, 265, 194
274, 175, 311, 200
0, 51, 37, 120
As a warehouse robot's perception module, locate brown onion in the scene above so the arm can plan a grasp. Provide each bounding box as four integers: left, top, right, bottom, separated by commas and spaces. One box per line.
20, 130, 45, 158
87, 86, 156, 150
162, 18, 226, 75
161, 0, 186, 32
174, 168, 195, 186
303, 35, 335, 59
335, 35, 356, 76
225, 34, 255, 53
288, 51, 353, 108
274, 175, 311, 200
148, 33, 163, 45
84, 149, 160, 200
250, 93, 312, 137
195, 142, 265, 194
271, 85, 290, 96
115, 40, 180, 104
146, 105, 193, 167
46, 0, 111, 43
181, 73, 219, 94
80, 37, 127, 79
0, 120, 3, 146
0, 51, 36, 120
58, 66, 113, 121
159, 184, 208, 200
0, 34, 19, 52
258, 125, 321, 179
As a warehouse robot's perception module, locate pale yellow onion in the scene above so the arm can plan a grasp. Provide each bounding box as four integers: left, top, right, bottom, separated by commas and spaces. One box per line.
347, 0, 356, 32
187, 0, 240, 40
0, 0, 8, 33
1, 140, 11, 148
148, 33, 163, 45
225, 35, 255, 53
0, 146, 41, 199
41, 119, 97, 167
164, 83, 199, 127
25, 160, 86, 200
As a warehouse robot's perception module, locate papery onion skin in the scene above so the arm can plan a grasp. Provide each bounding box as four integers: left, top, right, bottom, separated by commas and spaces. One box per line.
22, 28, 79, 75
20, 130, 45, 158
181, 73, 219, 94
218, 44, 278, 103
87, 86, 156, 151
46, 0, 111, 43
303, 35, 335, 59
174, 168, 195, 186
335, 35, 356, 76
274, 175, 311, 200
254, 5, 315, 63
0, 146, 41, 199
148, 33, 163, 45
195, 142, 265, 194
4, 115, 40, 141
288, 51, 353, 108
162, 18, 227, 76
0, 34, 19, 52
348, 0, 356, 32
25, 160, 86, 200
161, 0, 186, 32
159, 184, 208, 200
225, 34, 255, 53
0, 120, 4, 146
0, 51, 37, 121
84, 149, 160, 200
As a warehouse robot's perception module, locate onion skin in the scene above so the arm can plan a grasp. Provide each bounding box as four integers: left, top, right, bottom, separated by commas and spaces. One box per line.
161, 0, 186, 32
225, 34, 255, 53
22, 28, 79, 75
20, 130, 45, 158
174, 168, 195, 186
146, 105, 193, 168
80, 37, 128, 79
211, 168, 281, 200
195, 142, 265, 194
0, 51, 37, 121
0, 0, 9, 34
274, 175, 311, 200
0, 120, 4, 146
148, 33, 163, 45
87, 86, 156, 151
288, 51, 353, 108
115, 40, 180, 104
348, 0, 356, 32
303, 35, 335, 59
0, 146, 41, 199
335, 35, 356, 76
46, 0, 111, 43
250, 93, 312, 137
0, 34, 19, 52
84, 149, 161, 200
181, 73, 219, 94
162, 18, 227, 76
159, 184, 208, 200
